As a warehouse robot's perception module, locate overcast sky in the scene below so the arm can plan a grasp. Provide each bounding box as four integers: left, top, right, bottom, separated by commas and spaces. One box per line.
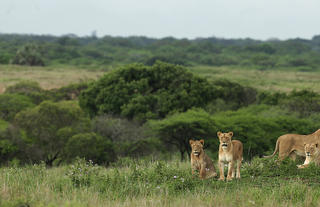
0, 0, 319, 40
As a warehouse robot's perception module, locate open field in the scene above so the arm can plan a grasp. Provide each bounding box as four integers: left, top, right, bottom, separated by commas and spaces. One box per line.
1, 64, 320, 93
1, 158, 320, 207
190, 66, 320, 93
0, 65, 105, 93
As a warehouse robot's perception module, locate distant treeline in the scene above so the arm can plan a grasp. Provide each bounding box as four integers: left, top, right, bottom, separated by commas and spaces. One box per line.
1, 33, 320, 70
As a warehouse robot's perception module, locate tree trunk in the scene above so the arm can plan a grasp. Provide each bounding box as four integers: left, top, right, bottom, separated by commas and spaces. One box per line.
180, 149, 185, 162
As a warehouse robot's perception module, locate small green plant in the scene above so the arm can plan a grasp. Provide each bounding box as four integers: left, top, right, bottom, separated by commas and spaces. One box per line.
66, 158, 99, 187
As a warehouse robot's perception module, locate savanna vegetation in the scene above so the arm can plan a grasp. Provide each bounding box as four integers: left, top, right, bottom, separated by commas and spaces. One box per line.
1, 33, 320, 206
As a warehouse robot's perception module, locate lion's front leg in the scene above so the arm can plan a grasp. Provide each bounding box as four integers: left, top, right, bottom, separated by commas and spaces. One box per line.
297, 164, 308, 169
236, 159, 241, 179
227, 161, 234, 181
199, 163, 206, 179
218, 161, 225, 181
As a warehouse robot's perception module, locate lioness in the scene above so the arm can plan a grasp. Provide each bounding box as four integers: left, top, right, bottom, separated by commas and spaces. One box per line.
217, 131, 243, 181
264, 129, 320, 161
297, 143, 320, 169
189, 139, 217, 179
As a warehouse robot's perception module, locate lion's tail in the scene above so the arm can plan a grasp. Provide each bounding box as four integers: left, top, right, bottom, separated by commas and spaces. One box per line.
263, 139, 279, 158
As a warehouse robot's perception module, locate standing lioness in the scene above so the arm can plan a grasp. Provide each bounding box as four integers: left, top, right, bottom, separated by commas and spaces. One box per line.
264, 129, 320, 161
189, 139, 217, 179
217, 131, 243, 181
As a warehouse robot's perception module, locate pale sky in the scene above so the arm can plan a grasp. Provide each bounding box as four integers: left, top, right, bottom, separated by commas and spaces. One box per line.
0, 0, 319, 40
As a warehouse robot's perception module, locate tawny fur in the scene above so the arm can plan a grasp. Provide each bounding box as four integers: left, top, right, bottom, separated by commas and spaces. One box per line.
190, 139, 217, 179
217, 131, 243, 181
297, 143, 320, 169
264, 129, 320, 161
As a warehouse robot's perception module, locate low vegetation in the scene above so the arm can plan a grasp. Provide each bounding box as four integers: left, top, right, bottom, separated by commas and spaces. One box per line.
1, 157, 320, 207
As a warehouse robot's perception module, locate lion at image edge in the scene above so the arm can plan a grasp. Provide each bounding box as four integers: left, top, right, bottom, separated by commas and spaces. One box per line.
297, 142, 320, 169
189, 139, 217, 179
264, 129, 320, 161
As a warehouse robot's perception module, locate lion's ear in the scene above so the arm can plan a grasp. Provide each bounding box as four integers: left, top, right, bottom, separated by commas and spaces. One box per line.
189, 139, 194, 145
316, 143, 319, 148
200, 139, 204, 145
304, 142, 306, 146
228, 132, 233, 137
217, 131, 222, 138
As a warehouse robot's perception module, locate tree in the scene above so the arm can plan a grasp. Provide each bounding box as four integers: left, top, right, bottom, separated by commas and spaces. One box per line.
15, 101, 90, 166
11, 43, 45, 66
148, 108, 217, 161
79, 62, 217, 121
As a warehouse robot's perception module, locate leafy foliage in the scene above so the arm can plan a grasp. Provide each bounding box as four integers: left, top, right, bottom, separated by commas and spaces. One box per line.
11, 43, 45, 66
65, 133, 115, 165
14, 101, 90, 165
79, 62, 217, 121
0, 94, 35, 121
148, 108, 217, 161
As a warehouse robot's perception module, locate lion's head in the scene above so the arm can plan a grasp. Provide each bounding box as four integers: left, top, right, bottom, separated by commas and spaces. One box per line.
304, 143, 320, 158
189, 139, 204, 156
217, 131, 233, 149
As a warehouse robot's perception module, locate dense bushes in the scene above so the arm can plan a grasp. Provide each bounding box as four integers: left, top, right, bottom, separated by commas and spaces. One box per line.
147, 105, 318, 160
0, 94, 35, 121
14, 101, 91, 165
65, 133, 115, 165
1, 62, 320, 166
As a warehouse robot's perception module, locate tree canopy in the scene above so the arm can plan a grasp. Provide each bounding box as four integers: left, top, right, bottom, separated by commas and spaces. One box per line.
79, 62, 217, 121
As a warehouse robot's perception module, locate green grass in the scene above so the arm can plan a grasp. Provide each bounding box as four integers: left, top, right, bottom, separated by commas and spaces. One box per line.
1, 157, 320, 207
189, 66, 320, 93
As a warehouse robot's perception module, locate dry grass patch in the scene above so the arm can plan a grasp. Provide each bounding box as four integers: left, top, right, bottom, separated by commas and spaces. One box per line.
0, 65, 105, 93
190, 66, 320, 93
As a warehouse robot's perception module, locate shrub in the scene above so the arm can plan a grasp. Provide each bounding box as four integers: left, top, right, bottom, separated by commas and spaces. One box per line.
65, 132, 115, 165
213, 79, 257, 109
66, 158, 100, 187
5, 81, 50, 105
15, 101, 90, 166
0, 94, 35, 121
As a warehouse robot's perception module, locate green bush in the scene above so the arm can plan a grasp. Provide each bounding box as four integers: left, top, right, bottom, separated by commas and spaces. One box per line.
0, 94, 35, 121
15, 101, 90, 166
5, 81, 50, 105
65, 132, 115, 165
213, 79, 257, 109
66, 158, 100, 187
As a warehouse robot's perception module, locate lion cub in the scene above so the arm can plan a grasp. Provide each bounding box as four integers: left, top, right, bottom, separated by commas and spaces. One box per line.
217, 131, 243, 181
189, 139, 217, 179
297, 143, 320, 169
